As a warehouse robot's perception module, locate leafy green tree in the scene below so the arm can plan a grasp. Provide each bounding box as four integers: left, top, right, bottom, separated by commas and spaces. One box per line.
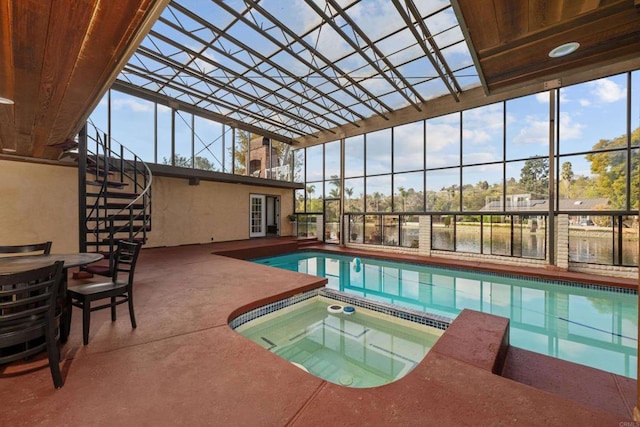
163, 154, 215, 171
519, 158, 548, 198
230, 130, 253, 175
585, 128, 640, 209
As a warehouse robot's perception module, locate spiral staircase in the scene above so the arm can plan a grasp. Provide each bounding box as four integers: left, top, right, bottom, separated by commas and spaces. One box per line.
72, 123, 152, 276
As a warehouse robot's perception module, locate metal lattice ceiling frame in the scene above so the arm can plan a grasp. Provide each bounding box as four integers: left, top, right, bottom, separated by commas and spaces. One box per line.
117, 0, 478, 144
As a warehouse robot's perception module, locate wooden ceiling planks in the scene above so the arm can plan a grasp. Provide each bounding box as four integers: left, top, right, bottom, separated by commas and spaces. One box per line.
11, 0, 51, 156
0, 0, 166, 159
33, 0, 97, 158
456, 0, 640, 92
0, 0, 15, 151
47, 0, 161, 157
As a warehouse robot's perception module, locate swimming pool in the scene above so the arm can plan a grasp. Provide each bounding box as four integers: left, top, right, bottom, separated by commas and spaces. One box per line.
233, 293, 444, 388
253, 251, 638, 378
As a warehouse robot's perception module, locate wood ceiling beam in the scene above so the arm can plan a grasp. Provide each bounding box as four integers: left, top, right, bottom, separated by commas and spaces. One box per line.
0, 0, 15, 152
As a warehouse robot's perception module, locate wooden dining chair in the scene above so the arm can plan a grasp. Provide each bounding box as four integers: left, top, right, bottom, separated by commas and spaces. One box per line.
0, 261, 65, 388
0, 242, 52, 255
67, 241, 141, 345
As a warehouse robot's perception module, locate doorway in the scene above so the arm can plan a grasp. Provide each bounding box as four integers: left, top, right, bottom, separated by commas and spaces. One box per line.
324, 199, 340, 244
249, 194, 280, 238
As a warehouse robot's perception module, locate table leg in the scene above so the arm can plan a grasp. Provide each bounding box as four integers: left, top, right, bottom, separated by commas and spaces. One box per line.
58, 268, 70, 343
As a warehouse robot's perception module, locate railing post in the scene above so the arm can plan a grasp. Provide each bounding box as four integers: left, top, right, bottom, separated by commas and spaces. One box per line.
78, 125, 88, 253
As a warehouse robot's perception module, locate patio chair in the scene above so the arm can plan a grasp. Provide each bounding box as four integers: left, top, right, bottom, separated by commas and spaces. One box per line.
0, 242, 52, 255
0, 261, 65, 388
67, 241, 141, 345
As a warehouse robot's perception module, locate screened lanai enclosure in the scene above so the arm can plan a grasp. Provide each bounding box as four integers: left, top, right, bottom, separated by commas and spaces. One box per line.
81, 1, 640, 274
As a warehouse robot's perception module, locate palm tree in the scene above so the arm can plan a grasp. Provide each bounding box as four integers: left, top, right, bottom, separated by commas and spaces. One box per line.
397, 186, 408, 211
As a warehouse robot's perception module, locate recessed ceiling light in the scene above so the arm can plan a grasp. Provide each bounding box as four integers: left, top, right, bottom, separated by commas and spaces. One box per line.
0, 96, 14, 104
548, 42, 580, 58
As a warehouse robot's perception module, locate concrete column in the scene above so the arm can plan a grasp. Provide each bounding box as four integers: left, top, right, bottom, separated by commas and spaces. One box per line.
556, 214, 569, 270
316, 215, 324, 242
419, 215, 431, 257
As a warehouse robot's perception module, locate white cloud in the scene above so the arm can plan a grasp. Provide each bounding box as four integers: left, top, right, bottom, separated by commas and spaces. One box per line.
512, 116, 548, 145
588, 78, 625, 103
579, 98, 591, 107
112, 98, 153, 113
535, 92, 549, 104
558, 112, 584, 140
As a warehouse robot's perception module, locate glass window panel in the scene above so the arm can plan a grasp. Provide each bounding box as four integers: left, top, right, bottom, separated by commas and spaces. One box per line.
348, 215, 364, 244
426, 112, 460, 168
505, 160, 548, 209
325, 179, 340, 199
222, 126, 234, 174
584, 149, 627, 210
306, 182, 322, 212
157, 105, 172, 165
400, 215, 420, 248
456, 214, 480, 253
431, 215, 454, 250
621, 215, 638, 266
382, 215, 399, 246
234, 129, 251, 175
324, 141, 340, 180
512, 215, 523, 257
293, 148, 304, 182
520, 215, 545, 259
462, 164, 503, 211
506, 93, 550, 160
344, 178, 364, 212
559, 74, 628, 154
426, 168, 460, 212
366, 129, 392, 175
269, 140, 292, 181
394, 121, 424, 172
344, 135, 364, 178
490, 216, 511, 256
569, 215, 613, 264
394, 172, 424, 212
89, 91, 109, 140
482, 217, 491, 253
462, 103, 504, 165
632, 148, 639, 210
295, 189, 305, 213
110, 91, 155, 162
633, 71, 640, 148
366, 175, 392, 212
306, 145, 324, 181
194, 116, 223, 171
173, 111, 193, 167
364, 215, 382, 244
557, 154, 597, 203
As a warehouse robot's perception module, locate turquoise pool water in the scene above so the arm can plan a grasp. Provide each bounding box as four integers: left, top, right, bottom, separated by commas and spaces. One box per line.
253, 251, 638, 378
235, 297, 443, 388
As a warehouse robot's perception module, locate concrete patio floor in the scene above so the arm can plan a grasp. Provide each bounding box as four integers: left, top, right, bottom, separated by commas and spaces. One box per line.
1, 239, 635, 425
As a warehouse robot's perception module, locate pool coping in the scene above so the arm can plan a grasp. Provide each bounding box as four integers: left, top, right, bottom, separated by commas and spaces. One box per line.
229, 287, 452, 331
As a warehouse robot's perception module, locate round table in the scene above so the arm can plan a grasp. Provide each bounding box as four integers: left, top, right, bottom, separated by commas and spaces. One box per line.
0, 253, 103, 275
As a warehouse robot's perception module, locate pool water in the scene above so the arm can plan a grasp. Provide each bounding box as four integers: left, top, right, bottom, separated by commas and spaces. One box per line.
253, 251, 638, 378
235, 297, 443, 388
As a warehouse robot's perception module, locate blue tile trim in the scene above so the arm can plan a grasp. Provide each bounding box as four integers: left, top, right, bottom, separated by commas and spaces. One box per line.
228, 288, 452, 331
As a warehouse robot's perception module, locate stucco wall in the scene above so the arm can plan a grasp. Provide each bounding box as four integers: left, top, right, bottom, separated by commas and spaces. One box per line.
0, 159, 296, 251
147, 175, 295, 247
0, 159, 79, 252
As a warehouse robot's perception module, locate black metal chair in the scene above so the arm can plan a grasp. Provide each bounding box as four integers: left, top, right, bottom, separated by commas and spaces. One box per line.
67, 241, 141, 345
0, 242, 52, 255
0, 261, 65, 388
